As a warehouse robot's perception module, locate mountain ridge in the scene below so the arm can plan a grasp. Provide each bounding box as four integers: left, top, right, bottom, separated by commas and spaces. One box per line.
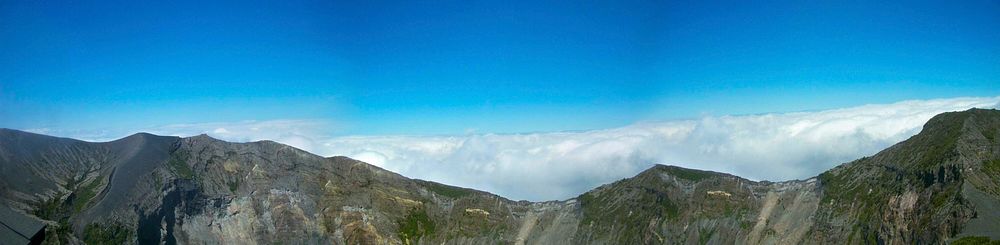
0, 128, 791, 202
1, 108, 999, 244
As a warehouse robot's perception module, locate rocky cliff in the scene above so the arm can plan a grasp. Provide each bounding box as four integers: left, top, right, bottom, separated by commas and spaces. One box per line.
2, 108, 1000, 244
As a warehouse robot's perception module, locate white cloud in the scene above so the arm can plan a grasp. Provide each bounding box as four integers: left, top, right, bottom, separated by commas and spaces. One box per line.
22, 96, 1000, 201
317, 96, 1000, 201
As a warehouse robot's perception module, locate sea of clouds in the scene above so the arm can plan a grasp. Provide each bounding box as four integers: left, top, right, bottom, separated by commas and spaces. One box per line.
35, 96, 1000, 201
315, 97, 1000, 200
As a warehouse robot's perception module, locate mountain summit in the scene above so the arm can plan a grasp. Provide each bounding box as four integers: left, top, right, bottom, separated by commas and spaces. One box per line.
2, 109, 1000, 244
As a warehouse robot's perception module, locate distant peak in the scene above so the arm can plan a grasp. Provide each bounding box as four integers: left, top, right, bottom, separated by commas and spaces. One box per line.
0, 128, 80, 142
119, 132, 161, 140
640, 164, 728, 182
881, 107, 1000, 170
0, 128, 26, 135
186, 133, 222, 141
925, 108, 1000, 126
0, 128, 46, 135
918, 108, 1000, 137
129, 132, 155, 137
111, 132, 179, 143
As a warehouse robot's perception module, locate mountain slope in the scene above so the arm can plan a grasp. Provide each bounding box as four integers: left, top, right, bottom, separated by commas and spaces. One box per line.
1, 108, 999, 244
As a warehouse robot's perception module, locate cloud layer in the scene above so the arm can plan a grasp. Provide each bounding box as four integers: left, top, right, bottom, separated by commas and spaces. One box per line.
317, 97, 1000, 201
26, 96, 1000, 201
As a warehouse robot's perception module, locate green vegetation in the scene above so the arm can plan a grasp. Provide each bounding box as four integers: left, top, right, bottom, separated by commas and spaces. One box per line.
930, 184, 960, 208
33, 175, 113, 244
422, 181, 474, 199
984, 126, 997, 143
577, 192, 597, 223
167, 150, 195, 179
152, 172, 163, 190
819, 149, 970, 243
908, 113, 965, 169
818, 112, 983, 216
451, 215, 502, 239
398, 208, 436, 245
661, 195, 680, 219
698, 228, 716, 245
578, 181, 680, 244
33, 194, 77, 245
820, 164, 895, 239
42, 218, 74, 245
73, 179, 103, 212
739, 220, 752, 230
983, 159, 1000, 194
83, 223, 132, 244
228, 179, 240, 193
952, 236, 1000, 245
33, 193, 65, 220
661, 166, 713, 182
817, 168, 852, 206
984, 159, 1000, 175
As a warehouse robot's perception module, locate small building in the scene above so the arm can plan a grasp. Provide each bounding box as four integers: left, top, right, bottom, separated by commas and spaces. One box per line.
0, 205, 46, 245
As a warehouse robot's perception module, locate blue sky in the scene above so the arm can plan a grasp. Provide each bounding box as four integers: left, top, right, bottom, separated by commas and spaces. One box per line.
1, 0, 999, 137
2, 0, 1000, 200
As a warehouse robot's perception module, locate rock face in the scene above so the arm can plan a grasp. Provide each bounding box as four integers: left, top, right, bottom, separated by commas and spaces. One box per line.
2, 108, 1000, 244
